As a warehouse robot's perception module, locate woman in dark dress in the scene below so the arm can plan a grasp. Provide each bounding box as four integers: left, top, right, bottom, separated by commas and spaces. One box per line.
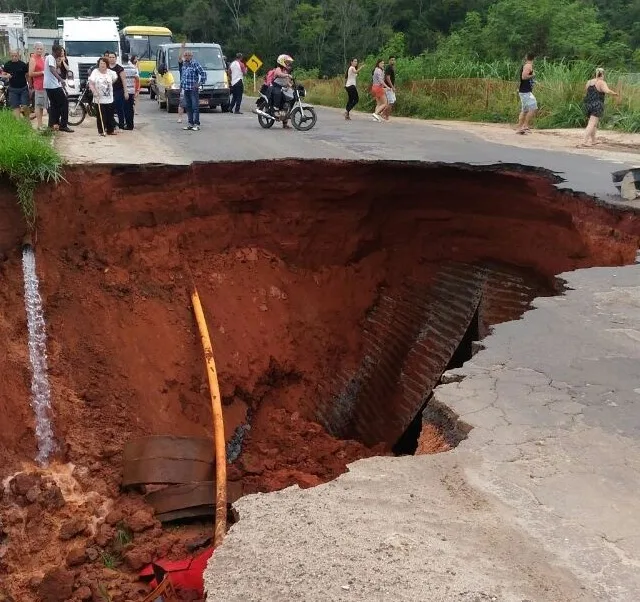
580, 68, 619, 147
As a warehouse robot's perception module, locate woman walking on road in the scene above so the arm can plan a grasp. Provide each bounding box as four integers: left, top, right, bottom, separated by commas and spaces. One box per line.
579, 68, 619, 147
370, 59, 389, 122
88, 57, 118, 136
344, 58, 363, 120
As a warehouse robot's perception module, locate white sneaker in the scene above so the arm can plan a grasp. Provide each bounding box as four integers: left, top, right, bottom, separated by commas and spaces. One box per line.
372, 113, 382, 122
192, 125, 200, 131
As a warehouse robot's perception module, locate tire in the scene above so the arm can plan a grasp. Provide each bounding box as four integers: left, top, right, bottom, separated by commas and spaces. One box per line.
291, 106, 317, 131
221, 103, 230, 113
166, 99, 175, 113
258, 113, 275, 129
67, 100, 86, 126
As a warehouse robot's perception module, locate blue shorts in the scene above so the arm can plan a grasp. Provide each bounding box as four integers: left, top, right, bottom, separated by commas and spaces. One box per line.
519, 92, 537, 113
8, 86, 29, 108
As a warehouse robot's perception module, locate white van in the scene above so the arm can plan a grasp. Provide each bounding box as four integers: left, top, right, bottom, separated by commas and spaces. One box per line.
58, 17, 121, 97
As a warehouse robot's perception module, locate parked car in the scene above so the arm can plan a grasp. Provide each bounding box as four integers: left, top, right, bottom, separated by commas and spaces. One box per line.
152, 43, 230, 112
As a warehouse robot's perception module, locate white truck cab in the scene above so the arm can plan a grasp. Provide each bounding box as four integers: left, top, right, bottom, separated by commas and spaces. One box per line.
58, 17, 120, 97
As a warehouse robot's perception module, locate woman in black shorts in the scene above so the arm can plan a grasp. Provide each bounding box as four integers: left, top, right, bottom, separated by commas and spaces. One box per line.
580, 68, 619, 147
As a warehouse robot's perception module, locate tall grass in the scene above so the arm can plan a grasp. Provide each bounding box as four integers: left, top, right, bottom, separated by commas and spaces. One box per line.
0, 112, 64, 227
303, 56, 640, 132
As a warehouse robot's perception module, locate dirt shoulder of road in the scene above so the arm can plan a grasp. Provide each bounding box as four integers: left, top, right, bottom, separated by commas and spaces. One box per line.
427, 119, 640, 161
54, 112, 188, 165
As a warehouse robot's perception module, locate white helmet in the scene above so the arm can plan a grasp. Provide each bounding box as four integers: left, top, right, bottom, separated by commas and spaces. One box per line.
277, 54, 294, 68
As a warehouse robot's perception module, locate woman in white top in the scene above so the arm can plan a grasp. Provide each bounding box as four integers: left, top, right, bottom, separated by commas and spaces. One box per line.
370, 58, 389, 122
344, 58, 363, 120
88, 57, 118, 136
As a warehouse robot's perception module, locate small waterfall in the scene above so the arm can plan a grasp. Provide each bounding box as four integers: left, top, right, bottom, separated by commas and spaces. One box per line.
22, 245, 55, 465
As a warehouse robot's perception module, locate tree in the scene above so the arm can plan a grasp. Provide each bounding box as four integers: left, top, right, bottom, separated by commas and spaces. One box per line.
221, 0, 243, 35
293, 2, 329, 68
25, 0, 640, 72
328, 0, 368, 68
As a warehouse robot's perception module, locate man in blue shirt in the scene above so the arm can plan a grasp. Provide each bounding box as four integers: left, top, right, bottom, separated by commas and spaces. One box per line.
179, 47, 207, 131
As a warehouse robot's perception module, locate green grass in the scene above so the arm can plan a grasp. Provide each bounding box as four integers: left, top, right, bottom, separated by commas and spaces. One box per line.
301, 56, 640, 132
0, 112, 64, 228
114, 523, 134, 549
100, 550, 122, 569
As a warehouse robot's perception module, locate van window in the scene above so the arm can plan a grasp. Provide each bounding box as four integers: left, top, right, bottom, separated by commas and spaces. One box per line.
65, 41, 118, 56
168, 47, 224, 70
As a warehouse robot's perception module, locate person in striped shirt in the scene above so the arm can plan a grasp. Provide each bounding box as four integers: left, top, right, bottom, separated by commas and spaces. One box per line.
121, 53, 139, 130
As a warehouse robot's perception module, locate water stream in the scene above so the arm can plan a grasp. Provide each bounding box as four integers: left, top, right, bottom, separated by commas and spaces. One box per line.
22, 245, 55, 465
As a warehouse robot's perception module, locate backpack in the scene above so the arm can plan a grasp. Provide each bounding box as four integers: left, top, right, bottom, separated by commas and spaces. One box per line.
265, 68, 276, 86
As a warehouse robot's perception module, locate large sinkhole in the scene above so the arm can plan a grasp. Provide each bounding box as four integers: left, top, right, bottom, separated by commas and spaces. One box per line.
1, 159, 639, 499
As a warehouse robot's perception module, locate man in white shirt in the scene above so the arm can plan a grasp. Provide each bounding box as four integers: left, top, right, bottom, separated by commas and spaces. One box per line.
44, 45, 73, 132
229, 53, 246, 114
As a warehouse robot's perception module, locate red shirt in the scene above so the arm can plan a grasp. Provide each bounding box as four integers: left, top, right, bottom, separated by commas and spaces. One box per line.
32, 55, 45, 90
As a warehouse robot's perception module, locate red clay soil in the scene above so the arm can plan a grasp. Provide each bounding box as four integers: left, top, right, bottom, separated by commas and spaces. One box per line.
0, 159, 640, 601
415, 424, 451, 455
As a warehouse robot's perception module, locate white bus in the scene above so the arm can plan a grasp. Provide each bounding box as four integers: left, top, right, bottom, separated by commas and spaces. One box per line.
58, 17, 120, 97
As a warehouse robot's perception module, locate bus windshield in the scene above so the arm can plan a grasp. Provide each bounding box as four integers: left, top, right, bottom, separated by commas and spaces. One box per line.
168, 46, 224, 70
65, 41, 118, 57
125, 34, 172, 60
149, 35, 172, 56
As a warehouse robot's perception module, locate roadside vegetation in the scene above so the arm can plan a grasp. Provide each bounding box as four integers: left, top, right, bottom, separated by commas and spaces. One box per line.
0, 112, 63, 227
301, 56, 640, 132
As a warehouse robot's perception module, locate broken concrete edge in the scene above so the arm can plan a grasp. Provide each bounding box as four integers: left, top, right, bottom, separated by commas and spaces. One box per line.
53, 159, 640, 213
418, 265, 640, 598
206, 264, 640, 601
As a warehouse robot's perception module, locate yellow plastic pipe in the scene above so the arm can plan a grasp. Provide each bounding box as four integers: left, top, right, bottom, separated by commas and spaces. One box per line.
190, 285, 227, 548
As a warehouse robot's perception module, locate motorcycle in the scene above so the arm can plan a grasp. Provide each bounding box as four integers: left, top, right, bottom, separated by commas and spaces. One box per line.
254, 78, 317, 131
67, 86, 97, 126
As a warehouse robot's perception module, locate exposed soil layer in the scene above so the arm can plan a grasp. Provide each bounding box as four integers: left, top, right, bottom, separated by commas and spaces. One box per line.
1, 159, 640, 602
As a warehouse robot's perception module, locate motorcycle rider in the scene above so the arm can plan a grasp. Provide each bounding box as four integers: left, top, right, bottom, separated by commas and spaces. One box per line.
271, 54, 294, 129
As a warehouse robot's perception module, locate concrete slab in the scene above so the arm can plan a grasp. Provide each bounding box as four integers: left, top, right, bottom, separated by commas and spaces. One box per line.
205, 266, 640, 601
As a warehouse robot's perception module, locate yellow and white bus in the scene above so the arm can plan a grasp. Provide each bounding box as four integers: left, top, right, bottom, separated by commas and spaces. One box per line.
120, 25, 172, 90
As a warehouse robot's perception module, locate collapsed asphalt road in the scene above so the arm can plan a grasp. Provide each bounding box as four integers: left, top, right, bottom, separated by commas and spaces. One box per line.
44, 96, 640, 601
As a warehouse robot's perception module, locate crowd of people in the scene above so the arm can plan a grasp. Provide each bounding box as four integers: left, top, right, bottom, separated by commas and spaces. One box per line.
0, 45, 622, 146
0, 43, 76, 131
88, 50, 140, 135
0, 43, 142, 135
343, 55, 397, 122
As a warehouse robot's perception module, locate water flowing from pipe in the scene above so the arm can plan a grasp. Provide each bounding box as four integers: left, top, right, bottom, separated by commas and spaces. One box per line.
22, 245, 55, 465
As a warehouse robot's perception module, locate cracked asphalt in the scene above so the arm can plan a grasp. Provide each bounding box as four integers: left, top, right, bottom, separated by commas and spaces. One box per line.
56, 95, 640, 601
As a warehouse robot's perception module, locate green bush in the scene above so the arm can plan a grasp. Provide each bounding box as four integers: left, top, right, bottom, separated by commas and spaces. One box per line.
0, 112, 63, 227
